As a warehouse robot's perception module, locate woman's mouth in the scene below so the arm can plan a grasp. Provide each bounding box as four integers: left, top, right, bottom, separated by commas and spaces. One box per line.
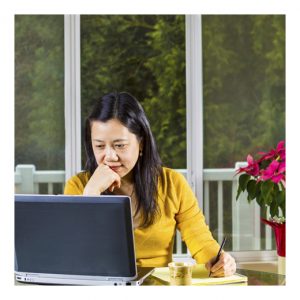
109, 166, 121, 172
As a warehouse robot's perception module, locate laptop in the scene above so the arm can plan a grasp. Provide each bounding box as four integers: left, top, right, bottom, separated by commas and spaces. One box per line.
15, 194, 154, 285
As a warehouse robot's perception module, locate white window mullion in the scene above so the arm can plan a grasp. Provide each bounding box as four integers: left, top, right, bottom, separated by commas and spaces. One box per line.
64, 15, 81, 181
185, 15, 203, 209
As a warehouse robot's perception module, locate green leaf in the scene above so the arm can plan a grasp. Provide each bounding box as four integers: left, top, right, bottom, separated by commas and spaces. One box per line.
261, 180, 274, 205
246, 180, 257, 200
255, 192, 264, 207
255, 181, 262, 195
273, 183, 279, 194
280, 205, 286, 218
239, 174, 251, 191
276, 190, 285, 218
277, 190, 285, 205
236, 174, 251, 201
270, 198, 279, 218
247, 194, 252, 204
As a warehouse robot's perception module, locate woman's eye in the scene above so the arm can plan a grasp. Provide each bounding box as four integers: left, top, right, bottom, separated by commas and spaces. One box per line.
96, 145, 105, 149
115, 144, 126, 149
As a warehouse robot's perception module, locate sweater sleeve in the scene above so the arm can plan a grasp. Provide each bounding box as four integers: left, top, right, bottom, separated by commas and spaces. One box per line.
174, 172, 220, 263
64, 172, 89, 195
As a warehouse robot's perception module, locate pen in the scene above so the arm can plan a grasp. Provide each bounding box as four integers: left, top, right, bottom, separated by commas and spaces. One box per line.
209, 236, 227, 277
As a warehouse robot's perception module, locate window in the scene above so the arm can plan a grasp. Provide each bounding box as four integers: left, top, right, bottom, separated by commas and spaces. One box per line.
80, 15, 186, 169
14, 15, 286, 259
202, 15, 285, 252
15, 15, 65, 194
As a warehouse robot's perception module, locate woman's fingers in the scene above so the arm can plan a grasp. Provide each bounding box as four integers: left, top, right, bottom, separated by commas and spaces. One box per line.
208, 252, 236, 277
108, 179, 121, 192
83, 163, 121, 195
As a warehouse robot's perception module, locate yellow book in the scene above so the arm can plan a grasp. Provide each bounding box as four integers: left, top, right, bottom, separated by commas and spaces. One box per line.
152, 264, 248, 286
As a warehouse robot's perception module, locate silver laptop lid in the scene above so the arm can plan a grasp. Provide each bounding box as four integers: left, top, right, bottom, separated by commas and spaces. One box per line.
15, 194, 137, 281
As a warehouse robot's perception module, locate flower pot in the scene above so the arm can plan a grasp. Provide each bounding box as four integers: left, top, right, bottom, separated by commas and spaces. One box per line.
261, 218, 286, 275
277, 256, 285, 275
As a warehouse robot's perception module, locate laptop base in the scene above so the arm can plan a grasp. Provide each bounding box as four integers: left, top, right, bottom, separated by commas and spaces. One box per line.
15, 267, 154, 286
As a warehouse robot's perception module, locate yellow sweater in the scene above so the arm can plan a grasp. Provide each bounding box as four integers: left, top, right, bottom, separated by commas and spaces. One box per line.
64, 167, 220, 267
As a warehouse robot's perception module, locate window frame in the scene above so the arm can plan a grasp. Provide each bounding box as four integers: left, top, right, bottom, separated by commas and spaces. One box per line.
64, 15, 82, 180
186, 15, 203, 209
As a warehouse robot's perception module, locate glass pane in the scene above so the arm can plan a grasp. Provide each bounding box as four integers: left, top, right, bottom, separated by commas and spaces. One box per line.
202, 15, 285, 252
80, 15, 186, 169
15, 15, 65, 194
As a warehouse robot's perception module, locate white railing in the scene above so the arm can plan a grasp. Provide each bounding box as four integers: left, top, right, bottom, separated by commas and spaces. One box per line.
15, 165, 65, 194
14, 164, 274, 254
202, 164, 272, 252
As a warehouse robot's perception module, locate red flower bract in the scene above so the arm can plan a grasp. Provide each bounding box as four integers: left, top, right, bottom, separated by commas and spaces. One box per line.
236, 154, 260, 176
258, 140, 285, 162
261, 160, 285, 184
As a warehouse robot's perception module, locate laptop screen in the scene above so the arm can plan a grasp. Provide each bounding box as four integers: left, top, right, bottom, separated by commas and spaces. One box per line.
15, 195, 136, 278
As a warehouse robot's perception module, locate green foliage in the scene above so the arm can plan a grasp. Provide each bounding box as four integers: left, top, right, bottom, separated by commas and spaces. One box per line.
246, 180, 257, 201
15, 15, 65, 170
237, 176, 285, 218
15, 15, 285, 172
80, 15, 186, 168
202, 15, 285, 168
236, 173, 250, 200
277, 190, 285, 217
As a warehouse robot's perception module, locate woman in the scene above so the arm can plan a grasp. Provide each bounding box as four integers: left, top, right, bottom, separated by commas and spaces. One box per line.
64, 91, 236, 277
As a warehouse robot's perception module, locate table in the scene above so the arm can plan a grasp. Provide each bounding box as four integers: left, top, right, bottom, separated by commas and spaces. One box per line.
142, 268, 286, 286
15, 268, 285, 286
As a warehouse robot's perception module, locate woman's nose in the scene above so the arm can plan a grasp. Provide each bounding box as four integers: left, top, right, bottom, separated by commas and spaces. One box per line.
105, 147, 118, 161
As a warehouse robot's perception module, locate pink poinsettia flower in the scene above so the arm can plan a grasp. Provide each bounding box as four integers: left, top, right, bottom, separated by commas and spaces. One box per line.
236, 140, 286, 222
258, 140, 286, 162
261, 160, 286, 183
236, 154, 260, 176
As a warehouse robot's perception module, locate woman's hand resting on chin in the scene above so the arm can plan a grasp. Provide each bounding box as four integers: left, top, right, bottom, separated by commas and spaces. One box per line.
83, 163, 121, 195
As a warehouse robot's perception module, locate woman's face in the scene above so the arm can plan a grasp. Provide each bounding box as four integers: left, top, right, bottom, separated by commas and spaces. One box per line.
91, 119, 142, 180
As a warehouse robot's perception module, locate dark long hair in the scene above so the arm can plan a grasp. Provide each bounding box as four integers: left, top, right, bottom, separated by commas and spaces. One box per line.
84, 92, 162, 227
